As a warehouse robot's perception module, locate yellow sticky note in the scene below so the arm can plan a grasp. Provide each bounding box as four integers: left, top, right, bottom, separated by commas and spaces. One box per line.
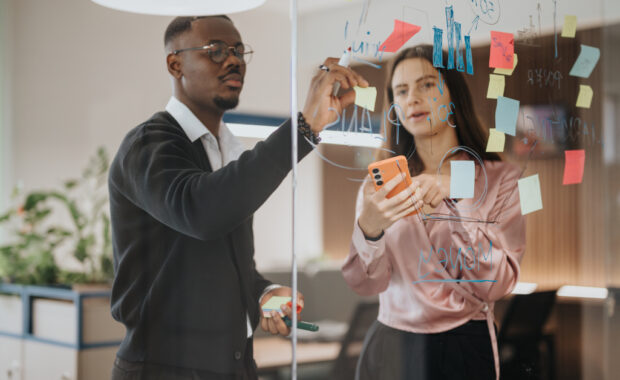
561, 15, 577, 38
354, 86, 377, 112
493, 53, 518, 76
486, 128, 505, 152
576, 84, 593, 108
518, 174, 543, 215
487, 74, 505, 99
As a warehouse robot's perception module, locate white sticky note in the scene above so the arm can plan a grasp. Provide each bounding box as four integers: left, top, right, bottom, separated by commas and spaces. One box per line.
561, 15, 577, 38
450, 161, 475, 199
487, 74, 505, 99
486, 128, 505, 152
494, 53, 518, 76
576, 84, 593, 108
353, 86, 377, 112
518, 174, 543, 215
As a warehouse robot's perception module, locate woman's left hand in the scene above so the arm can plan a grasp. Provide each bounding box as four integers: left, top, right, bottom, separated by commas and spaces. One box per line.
410, 173, 451, 208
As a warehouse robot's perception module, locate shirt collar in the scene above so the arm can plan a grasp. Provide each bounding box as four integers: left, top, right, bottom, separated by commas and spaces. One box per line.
165, 96, 212, 142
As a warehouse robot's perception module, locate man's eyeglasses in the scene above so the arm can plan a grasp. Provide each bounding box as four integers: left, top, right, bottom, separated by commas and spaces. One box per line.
172, 42, 253, 64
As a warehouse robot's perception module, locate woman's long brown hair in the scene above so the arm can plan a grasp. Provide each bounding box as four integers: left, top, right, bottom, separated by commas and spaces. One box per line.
379, 44, 501, 174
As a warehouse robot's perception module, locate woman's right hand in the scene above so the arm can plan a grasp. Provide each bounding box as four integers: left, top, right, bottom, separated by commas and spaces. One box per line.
357, 174, 423, 239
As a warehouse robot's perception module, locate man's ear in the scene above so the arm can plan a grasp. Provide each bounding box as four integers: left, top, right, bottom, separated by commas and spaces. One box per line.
166, 53, 183, 79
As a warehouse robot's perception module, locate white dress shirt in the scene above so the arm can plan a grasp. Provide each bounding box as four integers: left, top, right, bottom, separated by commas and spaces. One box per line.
165, 96, 281, 338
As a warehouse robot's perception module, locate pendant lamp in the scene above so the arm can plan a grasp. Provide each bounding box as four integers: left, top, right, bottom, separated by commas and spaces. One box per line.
91, 0, 266, 16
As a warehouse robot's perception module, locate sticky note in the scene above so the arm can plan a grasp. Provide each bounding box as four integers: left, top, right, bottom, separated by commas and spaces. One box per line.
354, 86, 377, 112
489, 31, 514, 69
261, 296, 291, 317
486, 128, 505, 152
487, 74, 505, 99
518, 174, 543, 215
450, 161, 475, 199
494, 53, 518, 76
495, 96, 520, 136
379, 20, 422, 53
576, 84, 593, 108
569, 45, 600, 78
561, 15, 577, 38
563, 150, 585, 185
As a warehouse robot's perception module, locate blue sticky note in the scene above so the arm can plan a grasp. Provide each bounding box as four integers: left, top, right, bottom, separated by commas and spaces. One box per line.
495, 96, 520, 136
569, 45, 600, 78
450, 161, 475, 199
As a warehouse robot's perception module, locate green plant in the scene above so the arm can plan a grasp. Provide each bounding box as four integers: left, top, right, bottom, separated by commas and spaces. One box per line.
0, 147, 113, 285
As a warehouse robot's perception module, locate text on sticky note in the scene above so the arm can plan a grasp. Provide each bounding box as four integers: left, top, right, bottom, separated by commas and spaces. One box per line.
569, 45, 600, 78
489, 31, 514, 69
494, 53, 518, 76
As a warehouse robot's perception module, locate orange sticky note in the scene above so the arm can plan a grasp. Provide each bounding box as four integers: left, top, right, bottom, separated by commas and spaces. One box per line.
489, 31, 514, 69
379, 20, 422, 53
562, 149, 585, 185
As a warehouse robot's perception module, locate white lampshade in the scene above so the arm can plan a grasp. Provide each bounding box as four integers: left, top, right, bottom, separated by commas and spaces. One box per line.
91, 0, 266, 16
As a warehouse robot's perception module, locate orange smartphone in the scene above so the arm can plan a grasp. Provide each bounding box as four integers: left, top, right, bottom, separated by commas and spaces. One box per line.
367, 155, 419, 215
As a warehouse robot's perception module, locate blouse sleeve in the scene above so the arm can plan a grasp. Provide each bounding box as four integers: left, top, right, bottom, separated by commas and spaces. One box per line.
341, 179, 393, 296
448, 163, 526, 302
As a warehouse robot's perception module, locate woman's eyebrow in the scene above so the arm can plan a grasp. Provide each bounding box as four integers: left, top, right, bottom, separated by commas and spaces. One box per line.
394, 83, 408, 89
415, 74, 437, 84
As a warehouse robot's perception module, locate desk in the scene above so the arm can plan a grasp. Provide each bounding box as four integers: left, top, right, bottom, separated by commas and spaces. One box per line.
253, 337, 340, 372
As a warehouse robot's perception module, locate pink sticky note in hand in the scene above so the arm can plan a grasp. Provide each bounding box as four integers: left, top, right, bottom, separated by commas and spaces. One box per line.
379, 20, 421, 53
562, 149, 585, 185
489, 31, 514, 69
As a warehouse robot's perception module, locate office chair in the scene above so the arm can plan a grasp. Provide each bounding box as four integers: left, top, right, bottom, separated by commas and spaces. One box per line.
498, 290, 557, 380
330, 301, 380, 380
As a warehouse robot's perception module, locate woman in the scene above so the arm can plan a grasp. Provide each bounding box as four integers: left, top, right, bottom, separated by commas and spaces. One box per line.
341, 45, 526, 380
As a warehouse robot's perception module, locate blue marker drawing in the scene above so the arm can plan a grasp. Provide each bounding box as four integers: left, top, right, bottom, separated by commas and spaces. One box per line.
446, 6, 455, 69
465, 35, 474, 75
455, 22, 465, 72
433, 27, 444, 68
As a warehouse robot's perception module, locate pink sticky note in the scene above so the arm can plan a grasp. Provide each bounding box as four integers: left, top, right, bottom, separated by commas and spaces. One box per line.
562, 149, 585, 185
379, 20, 421, 53
489, 31, 514, 69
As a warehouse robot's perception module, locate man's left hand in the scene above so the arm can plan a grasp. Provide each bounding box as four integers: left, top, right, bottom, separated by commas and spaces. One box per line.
259, 287, 304, 336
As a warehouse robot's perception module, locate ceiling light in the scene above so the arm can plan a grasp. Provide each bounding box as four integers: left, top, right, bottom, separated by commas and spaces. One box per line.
91, 0, 266, 16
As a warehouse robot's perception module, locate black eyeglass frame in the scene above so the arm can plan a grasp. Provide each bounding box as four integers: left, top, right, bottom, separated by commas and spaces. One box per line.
172, 42, 253, 64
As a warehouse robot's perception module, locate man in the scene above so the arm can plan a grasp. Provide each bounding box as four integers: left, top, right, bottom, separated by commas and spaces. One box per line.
109, 15, 366, 379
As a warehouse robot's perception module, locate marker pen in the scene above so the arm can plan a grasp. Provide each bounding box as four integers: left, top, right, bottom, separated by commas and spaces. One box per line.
332, 47, 352, 96
283, 316, 320, 332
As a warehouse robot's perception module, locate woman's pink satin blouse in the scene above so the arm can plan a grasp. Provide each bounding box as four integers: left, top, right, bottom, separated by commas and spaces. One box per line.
342, 159, 526, 333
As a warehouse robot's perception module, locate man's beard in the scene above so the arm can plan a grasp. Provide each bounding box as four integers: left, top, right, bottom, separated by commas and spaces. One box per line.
214, 95, 239, 110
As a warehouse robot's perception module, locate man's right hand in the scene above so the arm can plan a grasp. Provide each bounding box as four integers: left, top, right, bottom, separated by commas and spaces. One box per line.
302, 57, 369, 134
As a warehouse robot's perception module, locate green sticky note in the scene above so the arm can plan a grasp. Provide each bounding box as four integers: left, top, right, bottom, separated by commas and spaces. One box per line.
354, 86, 377, 112
487, 74, 505, 99
493, 53, 518, 76
518, 174, 543, 215
486, 128, 505, 152
261, 296, 290, 317
576, 84, 593, 108
561, 15, 577, 38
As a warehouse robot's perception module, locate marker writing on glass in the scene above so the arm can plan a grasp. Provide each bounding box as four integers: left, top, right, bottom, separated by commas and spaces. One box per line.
332, 47, 352, 96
